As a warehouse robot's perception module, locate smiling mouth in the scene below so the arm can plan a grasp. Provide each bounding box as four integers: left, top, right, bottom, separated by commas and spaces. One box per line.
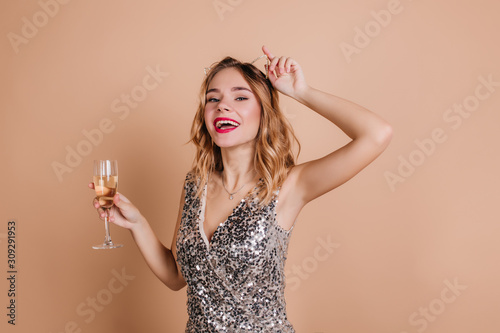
213, 118, 240, 133
216, 119, 240, 129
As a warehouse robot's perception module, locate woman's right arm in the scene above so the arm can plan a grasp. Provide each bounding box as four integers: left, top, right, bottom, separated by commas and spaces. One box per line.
90, 183, 187, 291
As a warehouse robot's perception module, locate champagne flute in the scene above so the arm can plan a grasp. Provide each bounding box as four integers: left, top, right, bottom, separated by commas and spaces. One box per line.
92, 160, 123, 249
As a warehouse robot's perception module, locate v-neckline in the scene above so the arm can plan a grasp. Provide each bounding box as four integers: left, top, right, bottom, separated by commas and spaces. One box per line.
199, 177, 262, 248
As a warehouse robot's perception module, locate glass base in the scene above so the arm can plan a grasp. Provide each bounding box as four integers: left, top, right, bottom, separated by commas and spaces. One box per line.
92, 241, 123, 250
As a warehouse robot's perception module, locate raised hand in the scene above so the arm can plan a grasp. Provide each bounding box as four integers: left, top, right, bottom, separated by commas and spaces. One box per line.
262, 45, 309, 100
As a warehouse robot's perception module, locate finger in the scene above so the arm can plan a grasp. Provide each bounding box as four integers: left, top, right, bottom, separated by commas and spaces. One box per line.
265, 63, 277, 84
95, 205, 106, 219
108, 206, 115, 219
88, 182, 95, 189
268, 55, 280, 75
262, 45, 274, 61
93, 197, 100, 209
108, 207, 122, 224
277, 56, 288, 76
92, 197, 107, 219
114, 192, 131, 203
265, 47, 282, 73
285, 57, 296, 73
270, 56, 288, 78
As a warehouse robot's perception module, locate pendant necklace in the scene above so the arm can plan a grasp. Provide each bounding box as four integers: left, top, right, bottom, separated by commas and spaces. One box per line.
221, 173, 254, 200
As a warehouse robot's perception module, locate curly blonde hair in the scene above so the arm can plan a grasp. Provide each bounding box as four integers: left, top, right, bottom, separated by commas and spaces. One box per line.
189, 56, 300, 205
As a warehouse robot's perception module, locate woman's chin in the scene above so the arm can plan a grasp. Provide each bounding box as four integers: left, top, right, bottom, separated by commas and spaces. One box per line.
214, 139, 256, 150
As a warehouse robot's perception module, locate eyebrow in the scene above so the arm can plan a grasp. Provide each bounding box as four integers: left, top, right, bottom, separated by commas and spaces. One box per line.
206, 87, 253, 94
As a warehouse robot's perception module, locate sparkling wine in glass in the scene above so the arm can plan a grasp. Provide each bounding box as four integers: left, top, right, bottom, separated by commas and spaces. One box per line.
92, 160, 123, 249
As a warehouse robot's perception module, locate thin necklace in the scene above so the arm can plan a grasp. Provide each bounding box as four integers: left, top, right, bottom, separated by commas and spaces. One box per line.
221, 172, 255, 200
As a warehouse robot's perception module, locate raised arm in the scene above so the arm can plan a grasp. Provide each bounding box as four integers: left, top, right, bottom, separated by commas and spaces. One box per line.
289, 86, 392, 202
90, 183, 186, 291
262, 46, 392, 221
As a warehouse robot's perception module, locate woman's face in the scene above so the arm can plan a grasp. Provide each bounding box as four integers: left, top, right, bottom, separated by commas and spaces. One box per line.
204, 68, 261, 149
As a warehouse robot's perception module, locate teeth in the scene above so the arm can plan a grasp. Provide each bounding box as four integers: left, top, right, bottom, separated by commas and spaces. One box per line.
216, 120, 239, 129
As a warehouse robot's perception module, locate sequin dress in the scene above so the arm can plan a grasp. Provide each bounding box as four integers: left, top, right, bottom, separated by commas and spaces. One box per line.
176, 173, 295, 332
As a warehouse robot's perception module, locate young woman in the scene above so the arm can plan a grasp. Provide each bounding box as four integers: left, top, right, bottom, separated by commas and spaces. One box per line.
90, 46, 392, 332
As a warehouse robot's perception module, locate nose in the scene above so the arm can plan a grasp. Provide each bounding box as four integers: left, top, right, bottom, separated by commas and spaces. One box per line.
216, 96, 231, 112
217, 105, 229, 112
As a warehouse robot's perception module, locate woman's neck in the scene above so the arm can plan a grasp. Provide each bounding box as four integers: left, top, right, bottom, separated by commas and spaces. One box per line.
219, 145, 257, 189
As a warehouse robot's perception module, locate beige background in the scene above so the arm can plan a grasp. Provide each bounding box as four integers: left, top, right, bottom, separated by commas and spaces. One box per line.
1, 0, 499, 332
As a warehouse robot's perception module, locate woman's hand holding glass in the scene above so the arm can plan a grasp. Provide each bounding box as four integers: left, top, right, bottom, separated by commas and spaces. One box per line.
89, 160, 145, 250
89, 187, 144, 231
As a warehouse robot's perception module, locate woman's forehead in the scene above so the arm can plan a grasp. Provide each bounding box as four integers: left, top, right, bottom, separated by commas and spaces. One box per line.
207, 68, 251, 91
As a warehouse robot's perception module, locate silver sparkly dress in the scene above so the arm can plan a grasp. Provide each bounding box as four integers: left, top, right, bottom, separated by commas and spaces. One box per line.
176, 173, 295, 332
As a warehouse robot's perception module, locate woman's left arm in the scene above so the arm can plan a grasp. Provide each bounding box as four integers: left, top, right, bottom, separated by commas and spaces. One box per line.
263, 46, 393, 205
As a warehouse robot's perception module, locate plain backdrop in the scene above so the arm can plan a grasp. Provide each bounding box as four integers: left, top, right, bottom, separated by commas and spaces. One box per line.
1, 0, 499, 332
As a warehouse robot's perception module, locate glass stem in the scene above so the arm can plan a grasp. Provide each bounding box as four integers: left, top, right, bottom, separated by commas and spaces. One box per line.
104, 208, 113, 245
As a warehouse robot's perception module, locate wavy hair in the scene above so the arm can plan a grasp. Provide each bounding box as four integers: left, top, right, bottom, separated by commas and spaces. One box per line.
189, 56, 300, 205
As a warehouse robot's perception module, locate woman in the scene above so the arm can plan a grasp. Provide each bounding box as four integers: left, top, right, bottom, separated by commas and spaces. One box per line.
90, 46, 392, 332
